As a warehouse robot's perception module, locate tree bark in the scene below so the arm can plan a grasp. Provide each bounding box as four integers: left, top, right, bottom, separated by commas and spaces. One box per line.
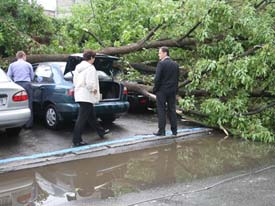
27, 54, 70, 64
129, 63, 156, 73
123, 81, 156, 101
99, 24, 163, 55
5, 37, 196, 63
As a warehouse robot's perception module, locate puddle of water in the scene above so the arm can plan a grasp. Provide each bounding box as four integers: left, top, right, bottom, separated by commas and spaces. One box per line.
0, 132, 274, 205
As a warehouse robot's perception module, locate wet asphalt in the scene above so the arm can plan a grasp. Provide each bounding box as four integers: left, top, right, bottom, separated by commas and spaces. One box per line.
0, 111, 275, 205
83, 165, 275, 206
0, 110, 159, 159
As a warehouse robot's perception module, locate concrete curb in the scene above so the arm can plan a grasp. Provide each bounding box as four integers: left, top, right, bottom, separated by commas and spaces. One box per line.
0, 127, 212, 173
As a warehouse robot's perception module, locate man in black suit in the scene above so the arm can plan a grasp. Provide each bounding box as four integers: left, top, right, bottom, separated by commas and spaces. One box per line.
153, 47, 179, 136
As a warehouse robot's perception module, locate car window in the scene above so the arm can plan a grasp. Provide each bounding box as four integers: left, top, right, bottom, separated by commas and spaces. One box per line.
52, 66, 64, 84
0, 68, 10, 82
35, 64, 54, 83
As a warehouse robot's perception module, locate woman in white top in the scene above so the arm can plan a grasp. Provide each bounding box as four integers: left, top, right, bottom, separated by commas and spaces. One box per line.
72, 49, 109, 147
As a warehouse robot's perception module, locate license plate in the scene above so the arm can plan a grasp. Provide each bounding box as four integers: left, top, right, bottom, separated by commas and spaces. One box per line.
0, 97, 7, 106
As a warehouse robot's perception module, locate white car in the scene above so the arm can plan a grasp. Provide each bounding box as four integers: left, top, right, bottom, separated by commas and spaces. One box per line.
0, 68, 31, 136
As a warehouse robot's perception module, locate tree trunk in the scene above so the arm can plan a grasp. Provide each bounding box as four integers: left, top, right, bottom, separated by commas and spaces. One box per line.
123, 81, 156, 101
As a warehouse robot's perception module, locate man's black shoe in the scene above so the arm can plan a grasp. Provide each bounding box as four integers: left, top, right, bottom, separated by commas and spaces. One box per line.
72, 141, 88, 147
98, 129, 110, 138
153, 132, 165, 136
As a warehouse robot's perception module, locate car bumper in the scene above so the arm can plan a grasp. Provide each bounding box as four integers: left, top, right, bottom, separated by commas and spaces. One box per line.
55, 103, 79, 121
95, 101, 129, 114
55, 101, 129, 121
0, 108, 30, 129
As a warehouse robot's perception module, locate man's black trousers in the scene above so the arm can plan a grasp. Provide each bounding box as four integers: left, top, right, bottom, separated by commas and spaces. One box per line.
156, 91, 177, 135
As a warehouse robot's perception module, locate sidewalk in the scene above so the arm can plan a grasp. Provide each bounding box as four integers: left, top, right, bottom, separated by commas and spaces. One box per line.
0, 127, 211, 173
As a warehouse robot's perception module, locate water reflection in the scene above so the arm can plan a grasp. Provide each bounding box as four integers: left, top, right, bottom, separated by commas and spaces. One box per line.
0, 132, 274, 205
0, 170, 36, 206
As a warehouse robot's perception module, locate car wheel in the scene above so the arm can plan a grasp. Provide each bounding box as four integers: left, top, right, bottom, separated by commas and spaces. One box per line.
6, 127, 22, 137
100, 114, 116, 124
44, 104, 60, 130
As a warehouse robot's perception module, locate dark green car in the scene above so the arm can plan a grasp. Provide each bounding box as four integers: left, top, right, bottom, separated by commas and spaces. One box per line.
32, 54, 129, 129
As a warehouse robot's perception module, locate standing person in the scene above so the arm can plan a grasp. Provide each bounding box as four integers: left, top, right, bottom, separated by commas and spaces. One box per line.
72, 49, 109, 147
153, 46, 179, 136
7, 51, 34, 129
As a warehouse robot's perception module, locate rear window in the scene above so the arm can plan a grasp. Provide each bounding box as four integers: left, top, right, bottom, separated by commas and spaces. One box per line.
64, 55, 118, 76
0, 68, 10, 82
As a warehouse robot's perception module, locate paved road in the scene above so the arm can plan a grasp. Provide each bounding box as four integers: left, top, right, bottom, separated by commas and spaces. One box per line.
0, 111, 189, 160
1, 111, 275, 206
54, 164, 275, 206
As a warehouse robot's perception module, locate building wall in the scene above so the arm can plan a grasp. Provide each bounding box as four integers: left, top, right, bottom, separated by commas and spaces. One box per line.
56, 0, 74, 16
56, 0, 88, 17
36, 0, 88, 17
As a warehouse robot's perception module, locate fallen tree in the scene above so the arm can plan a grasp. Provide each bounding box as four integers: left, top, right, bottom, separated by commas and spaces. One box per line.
1, 0, 275, 143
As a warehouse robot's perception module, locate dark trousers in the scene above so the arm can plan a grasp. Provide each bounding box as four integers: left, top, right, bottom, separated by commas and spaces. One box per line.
73, 102, 104, 144
16, 81, 33, 128
156, 91, 177, 134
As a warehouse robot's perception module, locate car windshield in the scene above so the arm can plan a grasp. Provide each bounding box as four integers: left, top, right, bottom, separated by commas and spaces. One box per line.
0, 68, 10, 82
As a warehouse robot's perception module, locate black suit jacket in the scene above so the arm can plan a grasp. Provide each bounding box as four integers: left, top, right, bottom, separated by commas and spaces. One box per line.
153, 57, 179, 94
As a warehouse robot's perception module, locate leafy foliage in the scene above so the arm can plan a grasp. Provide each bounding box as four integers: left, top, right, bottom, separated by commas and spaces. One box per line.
0, 0, 54, 57
180, 1, 275, 142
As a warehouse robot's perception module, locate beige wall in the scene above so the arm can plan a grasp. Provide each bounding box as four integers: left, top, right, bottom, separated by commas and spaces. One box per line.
55, 0, 88, 17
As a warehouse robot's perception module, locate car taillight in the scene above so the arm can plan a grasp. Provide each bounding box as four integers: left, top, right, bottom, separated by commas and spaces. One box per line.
139, 98, 147, 104
67, 88, 74, 96
123, 87, 128, 95
12, 91, 28, 101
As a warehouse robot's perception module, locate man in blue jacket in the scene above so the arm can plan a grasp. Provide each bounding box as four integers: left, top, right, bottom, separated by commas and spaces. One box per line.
153, 47, 179, 136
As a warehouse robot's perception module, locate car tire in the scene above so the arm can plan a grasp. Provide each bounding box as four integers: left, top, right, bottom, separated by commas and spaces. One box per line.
44, 104, 60, 130
6, 127, 21, 137
100, 114, 116, 124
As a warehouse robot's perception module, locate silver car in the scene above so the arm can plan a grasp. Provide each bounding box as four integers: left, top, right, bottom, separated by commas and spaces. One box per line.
0, 68, 31, 136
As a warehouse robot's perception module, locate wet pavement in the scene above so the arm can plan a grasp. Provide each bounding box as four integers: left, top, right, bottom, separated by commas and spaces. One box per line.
0, 111, 275, 205
0, 111, 162, 159
0, 130, 275, 205
0, 110, 211, 173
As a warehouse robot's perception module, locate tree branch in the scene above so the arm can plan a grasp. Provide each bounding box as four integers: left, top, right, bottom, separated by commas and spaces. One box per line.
123, 81, 156, 101
241, 101, 275, 116
129, 63, 156, 74
177, 0, 222, 42
99, 24, 162, 55
255, 0, 268, 9
237, 45, 263, 58
82, 28, 106, 47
